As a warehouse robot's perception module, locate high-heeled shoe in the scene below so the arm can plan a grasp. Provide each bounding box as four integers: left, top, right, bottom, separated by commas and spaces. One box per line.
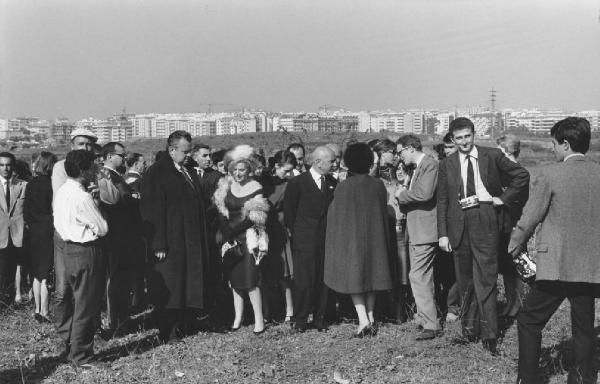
353, 324, 373, 338
253, 328, 266, 336
229, 325, 241, 333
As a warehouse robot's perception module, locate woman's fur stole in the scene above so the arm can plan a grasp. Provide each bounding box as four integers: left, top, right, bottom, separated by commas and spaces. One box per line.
213, 176, 269, 262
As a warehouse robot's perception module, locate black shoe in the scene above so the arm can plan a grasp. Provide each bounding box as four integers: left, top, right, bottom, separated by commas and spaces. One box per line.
293, 323, 307, 333
311, 320, 328, 332
228, 326, 241, 333
353, 324, 374, 338
451, 335, 479, 345
415, 329, 443, 341
253, 328, 266, 336
482, 338, 499, 356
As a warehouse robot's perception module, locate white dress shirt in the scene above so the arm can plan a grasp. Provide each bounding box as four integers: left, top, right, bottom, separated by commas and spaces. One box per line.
54, 178, 108, 243
309, 167, 324, 189
564, 153, 585, 162
458, 147, 493, 202
0, 175, 9, 197
409, 152, 426, 190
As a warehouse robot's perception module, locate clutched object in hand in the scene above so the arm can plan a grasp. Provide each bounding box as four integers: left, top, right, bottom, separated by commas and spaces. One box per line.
513, 250, 536, 283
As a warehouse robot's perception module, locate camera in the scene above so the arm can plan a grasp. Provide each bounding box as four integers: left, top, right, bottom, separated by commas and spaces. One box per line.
459, 195, 479, 210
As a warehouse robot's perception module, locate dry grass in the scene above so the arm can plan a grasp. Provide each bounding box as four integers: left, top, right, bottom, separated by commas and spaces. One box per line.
1, 294, 598, 383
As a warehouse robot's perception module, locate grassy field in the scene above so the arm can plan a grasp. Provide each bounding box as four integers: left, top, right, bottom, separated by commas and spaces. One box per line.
2, 131, 600, 383
1, 294, 598, 383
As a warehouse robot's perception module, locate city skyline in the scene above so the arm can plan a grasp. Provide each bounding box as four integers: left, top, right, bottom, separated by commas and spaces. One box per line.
2, 0, 600, 120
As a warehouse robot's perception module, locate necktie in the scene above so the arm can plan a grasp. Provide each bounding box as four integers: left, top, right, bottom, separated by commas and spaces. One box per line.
181, 167, 196, 191
320, 175, 326, 193
466, 155, 476, 197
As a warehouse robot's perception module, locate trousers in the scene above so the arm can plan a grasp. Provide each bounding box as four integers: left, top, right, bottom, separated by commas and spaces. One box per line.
53, 236, 105, 364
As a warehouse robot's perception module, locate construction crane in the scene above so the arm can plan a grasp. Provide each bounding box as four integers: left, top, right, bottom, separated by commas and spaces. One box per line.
199, 103, 233, 114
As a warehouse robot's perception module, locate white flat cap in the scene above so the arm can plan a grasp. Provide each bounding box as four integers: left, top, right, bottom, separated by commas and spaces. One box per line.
70, 128, 98, 142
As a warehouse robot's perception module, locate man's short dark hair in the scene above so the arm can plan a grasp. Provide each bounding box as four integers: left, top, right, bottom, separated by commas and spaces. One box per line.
550, 117, 591, 154
449, 117, 475, 135
396, 135, 423, 151
372, 139, 396, 157
344, 142, 373, 175
286, 143, 305, 155
65, 150, 95, 178
167, 130, 192, 150
211, 149, 227, 164
101, 142, 124, 159
192, 143, 210, 154
0, 152, 16, 164
442, 131, 453, 144
272, 150, 298, 168
126, 153, 143, 168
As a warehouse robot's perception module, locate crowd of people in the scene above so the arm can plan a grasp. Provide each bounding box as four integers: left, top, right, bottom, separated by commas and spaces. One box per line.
0, 116, 598, 383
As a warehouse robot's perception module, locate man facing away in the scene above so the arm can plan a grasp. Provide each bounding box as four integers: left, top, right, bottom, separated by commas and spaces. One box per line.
0, 152, 27, 307
509, 117, 599, 384
437, 117, 529, 355
395, 135, 442, 340
283, 146, 337, 332
53, 150, 107, 366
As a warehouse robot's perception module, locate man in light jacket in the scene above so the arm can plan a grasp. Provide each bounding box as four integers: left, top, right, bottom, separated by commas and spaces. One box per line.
509, 117, 600, 384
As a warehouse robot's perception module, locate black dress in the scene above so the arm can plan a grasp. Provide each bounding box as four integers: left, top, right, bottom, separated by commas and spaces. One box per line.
23, 175, 53, 280
225, 188, 263, 290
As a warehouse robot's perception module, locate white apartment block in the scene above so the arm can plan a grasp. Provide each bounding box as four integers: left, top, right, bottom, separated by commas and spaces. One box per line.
368, 111, 424, 134
0, 119, 8, 139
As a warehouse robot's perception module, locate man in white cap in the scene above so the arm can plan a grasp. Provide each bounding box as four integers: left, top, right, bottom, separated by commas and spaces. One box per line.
52, 128, 97, 194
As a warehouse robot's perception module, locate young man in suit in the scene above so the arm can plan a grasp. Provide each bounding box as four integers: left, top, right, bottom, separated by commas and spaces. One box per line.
283, 146, 336, 332
395, 135, 442, 340
125, 153, 146, 193
0, 152, 27, 307
437, 117, 529, 355
509, 117, 599, 384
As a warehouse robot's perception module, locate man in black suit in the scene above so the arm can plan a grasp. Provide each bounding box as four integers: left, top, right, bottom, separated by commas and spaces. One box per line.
191, 143, 225, 320
284, 146, 336, 332
99, 142, 135, 336
125, 153, 146, 194
437, 117, 529, 355
124, 153, 146, 314
287, 143, 309, 176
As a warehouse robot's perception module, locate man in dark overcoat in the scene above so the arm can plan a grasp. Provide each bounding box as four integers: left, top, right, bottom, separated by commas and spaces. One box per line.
283, 146, 337, 332
140, 130, 208, 343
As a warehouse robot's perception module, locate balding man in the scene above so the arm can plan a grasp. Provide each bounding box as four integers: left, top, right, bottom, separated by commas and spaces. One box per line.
325, 143, 344, 180
284, 146, 337, 332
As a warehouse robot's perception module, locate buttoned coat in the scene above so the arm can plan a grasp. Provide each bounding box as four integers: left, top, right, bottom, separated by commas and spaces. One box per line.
0, 176, 27, 248
437, 145, 529, 248
396, 154, 438, 245
509, 156, 600, 283
140, 157, 208, 309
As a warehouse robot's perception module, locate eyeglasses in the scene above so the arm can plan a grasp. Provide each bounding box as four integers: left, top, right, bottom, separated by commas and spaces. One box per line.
397, 147, 409, 155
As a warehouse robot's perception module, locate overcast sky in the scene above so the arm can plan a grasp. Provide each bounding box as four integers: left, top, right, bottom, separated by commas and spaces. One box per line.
1, 0, 600, 120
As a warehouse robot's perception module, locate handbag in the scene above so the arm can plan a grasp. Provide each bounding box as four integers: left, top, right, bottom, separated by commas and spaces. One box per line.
513, 250, 536, 283
221, 241, 244, 269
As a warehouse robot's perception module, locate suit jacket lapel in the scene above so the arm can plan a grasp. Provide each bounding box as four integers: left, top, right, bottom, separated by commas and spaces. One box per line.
477, 146, 489, 187
448, 153, 463, 194
8, 180, 19, 215
0, 181, 6, 213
